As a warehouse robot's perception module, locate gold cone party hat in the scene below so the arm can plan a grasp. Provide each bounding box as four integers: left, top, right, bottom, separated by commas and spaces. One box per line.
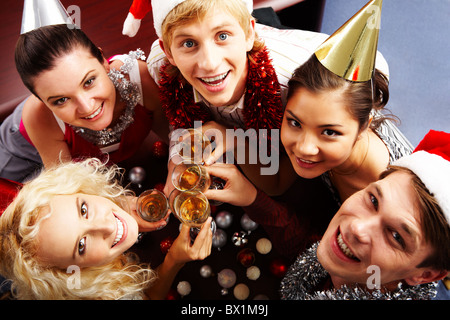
315, 0, 383, 82
21, 0, 73, 34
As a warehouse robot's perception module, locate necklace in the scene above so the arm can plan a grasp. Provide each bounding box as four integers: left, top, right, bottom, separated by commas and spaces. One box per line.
280, 242, 438, 300
158, 47, 283, 131
331, 132, 370, 176
71, 49, 145, 146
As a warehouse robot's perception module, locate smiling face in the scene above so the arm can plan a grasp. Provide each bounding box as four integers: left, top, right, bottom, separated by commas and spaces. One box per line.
36, 193, 139, 269
32, 47, 116, 131
317, 171, 437, 287
163, 7, 255, 107
281, 87, 363, 179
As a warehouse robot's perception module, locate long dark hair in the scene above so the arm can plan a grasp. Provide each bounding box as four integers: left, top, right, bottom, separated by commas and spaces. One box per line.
287, 54, 396, 131
15, 24, 103, 98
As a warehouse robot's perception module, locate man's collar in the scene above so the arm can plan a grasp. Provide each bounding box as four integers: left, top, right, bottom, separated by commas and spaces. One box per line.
193, 87, 245, 113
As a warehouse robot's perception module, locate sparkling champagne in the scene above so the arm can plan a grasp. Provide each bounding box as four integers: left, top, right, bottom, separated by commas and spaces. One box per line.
177, 194, 210, 227
179, 134, 211, 161
178, 165, 210, 192
137, 191, 168, 222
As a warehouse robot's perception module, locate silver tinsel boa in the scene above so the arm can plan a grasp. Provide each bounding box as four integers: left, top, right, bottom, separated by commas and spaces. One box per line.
280, 242, 438, 300
72, 49, 145, 146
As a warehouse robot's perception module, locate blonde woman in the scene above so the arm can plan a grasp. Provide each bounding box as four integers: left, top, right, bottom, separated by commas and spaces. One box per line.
0, 158, 212, 299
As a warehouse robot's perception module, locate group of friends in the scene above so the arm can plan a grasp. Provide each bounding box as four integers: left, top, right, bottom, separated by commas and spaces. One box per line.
0, 0, 448, 300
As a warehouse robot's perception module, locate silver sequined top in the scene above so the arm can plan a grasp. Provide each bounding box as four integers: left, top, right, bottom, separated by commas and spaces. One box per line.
280, 242, 438, 300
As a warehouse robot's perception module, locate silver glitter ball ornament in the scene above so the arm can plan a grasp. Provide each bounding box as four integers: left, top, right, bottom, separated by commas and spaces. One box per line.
215, 211, 233, 229
212, 228, 227, 250
199, 265, 213, 278
240, 214, 258, 232
176, 281, 191, 297
129, 166, 146, 184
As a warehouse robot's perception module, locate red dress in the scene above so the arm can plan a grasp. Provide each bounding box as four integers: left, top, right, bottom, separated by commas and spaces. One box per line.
63, 104, 152, 164
18, 50, 153, 166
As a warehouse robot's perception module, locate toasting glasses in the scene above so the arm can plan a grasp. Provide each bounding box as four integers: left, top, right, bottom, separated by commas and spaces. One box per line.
172, 128, 224, 203
136, 189, 169, 229
170, 128, 223, 237
169, 188, 216, 238
172, 128, 213, 164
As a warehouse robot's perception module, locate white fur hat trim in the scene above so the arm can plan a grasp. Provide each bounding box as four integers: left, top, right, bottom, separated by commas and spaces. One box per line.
393, 151, 450, 224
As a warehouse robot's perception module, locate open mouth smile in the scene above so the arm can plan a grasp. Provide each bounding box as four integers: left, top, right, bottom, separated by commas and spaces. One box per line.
112, 215, 125, 248
336, 230, 360, 262
200, 71, 229, 87
295, 157, 320, 169
82, 103, 104, 120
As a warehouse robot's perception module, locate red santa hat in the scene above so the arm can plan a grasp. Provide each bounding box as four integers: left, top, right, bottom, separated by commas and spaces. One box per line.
123, 0, 253, 38
393, 130, 450, 224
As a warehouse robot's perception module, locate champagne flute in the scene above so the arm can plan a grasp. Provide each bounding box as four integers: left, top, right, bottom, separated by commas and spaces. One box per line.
172, 128, 213, 164
171, 160, 211, 192
169, 189, 216, 238
136, 189, 169, 229
171, 160, 224, 205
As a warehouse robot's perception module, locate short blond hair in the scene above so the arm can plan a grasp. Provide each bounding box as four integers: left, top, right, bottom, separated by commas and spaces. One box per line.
161, 0, 264, 55
0, 159, 156, 299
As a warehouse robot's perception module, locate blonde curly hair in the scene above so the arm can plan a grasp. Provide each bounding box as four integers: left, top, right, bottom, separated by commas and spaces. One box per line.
0, 159, 156, 300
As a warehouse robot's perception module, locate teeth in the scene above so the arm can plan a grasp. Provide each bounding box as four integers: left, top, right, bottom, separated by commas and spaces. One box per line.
112, 217, 124, 247
299, 159, 314, 164
337, 233, 357, 260
84, 104, 103, 119
201, 72, 228, 85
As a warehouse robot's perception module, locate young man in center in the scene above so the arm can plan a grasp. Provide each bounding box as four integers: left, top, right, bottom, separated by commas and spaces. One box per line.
146, 0, 390, 197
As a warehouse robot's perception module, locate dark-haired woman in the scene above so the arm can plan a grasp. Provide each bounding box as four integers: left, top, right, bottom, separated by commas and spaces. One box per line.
205, 54, 414, 261
0, 24, 167, 182
280, 55, 414, 204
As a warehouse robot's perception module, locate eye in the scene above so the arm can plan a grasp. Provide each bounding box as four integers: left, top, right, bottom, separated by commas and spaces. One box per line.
287, 118, 301, 128
78, 237, 86, 255
322, 129, 340, 137
182, 40, 195, 48
218, 33, 228, 41
81, 202, 88, 219
369, 193, 379, 210
84, 77, 95, 88
390, 230, 405, 248
53, 97, 68, 106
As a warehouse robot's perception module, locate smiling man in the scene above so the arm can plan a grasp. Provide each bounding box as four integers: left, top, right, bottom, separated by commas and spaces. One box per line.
279, 130, 450, 299
204, 130, 450, 299
315, 170, 445, 294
